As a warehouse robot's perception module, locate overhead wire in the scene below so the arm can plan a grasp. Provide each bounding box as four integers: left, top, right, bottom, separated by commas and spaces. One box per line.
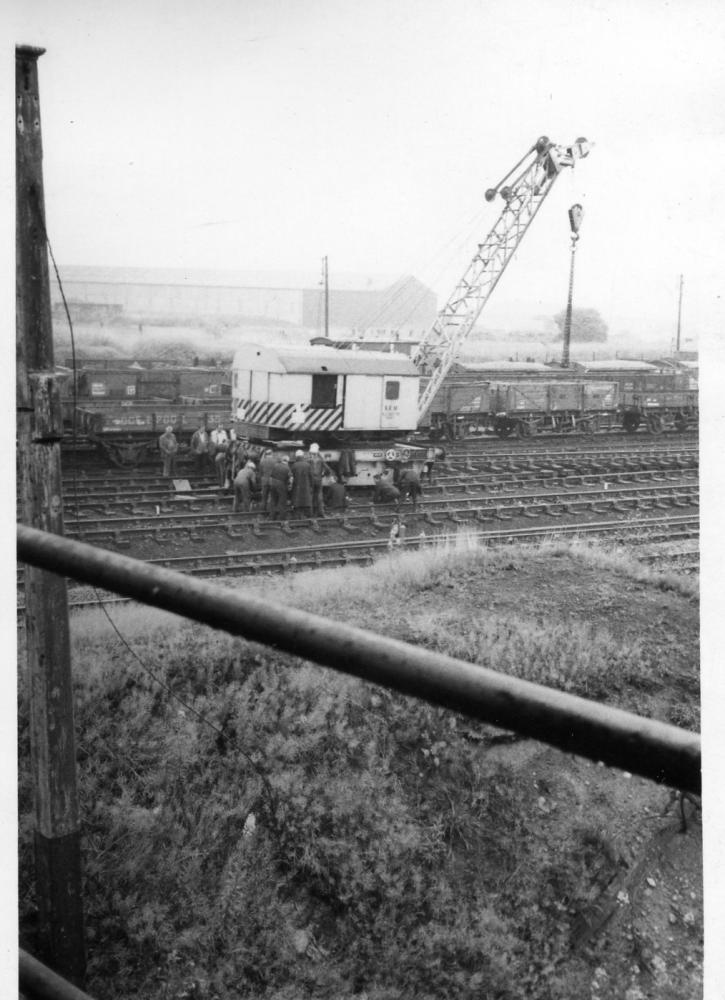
350, 200, 492, 340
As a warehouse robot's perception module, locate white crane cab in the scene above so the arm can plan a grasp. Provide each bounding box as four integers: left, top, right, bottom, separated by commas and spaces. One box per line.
230, 342, 433, 485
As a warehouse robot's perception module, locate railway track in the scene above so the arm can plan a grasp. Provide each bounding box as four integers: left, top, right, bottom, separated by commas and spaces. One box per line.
18, 437, 699, 613
440, 428, 698, 453
17, 513, 699, 616
52, 443, 697, 512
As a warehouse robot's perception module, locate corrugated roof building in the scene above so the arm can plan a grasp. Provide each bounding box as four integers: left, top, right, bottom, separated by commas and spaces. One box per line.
50, 266, 436, 335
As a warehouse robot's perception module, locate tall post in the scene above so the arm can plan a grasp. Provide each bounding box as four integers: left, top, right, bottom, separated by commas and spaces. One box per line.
323, 255, 329, 339
675, 274, 684, 354
561, 204, 583, 368
16, 44, 86, 985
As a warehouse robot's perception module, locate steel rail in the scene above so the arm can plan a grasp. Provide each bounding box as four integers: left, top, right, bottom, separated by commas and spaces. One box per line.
55, 464, 699, 514
17, 520, 700, 614
17, 512, 701, 591
55, 483, 698, 542
18, 524, 700, 793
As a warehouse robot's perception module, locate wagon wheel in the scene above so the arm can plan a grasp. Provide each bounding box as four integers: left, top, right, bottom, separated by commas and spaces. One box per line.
622, 412, 641, 435
674, 411, 688, 433
646, 412, 664, 435
494, 417, 514, 439
515, 419, 534, 438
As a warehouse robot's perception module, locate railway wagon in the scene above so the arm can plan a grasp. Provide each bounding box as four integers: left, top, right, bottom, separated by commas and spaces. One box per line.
231, 342, 435, 485
488, 380, 619, 437
73, 400, 231, 466
60, 362, 232, 465
425, 361, 551, 437
60, 363, 231, 402
570, 361, 698, 433
427, 359, 698, 436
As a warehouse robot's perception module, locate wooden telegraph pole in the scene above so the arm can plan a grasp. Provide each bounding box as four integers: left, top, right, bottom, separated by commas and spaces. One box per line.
16, 44, 85, 985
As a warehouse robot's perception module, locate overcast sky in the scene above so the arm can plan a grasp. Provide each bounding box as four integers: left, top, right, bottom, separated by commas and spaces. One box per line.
9, 0, 724, 348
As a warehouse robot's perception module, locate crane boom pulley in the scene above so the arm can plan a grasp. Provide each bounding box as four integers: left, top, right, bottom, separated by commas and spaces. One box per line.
414, 135, 590, 422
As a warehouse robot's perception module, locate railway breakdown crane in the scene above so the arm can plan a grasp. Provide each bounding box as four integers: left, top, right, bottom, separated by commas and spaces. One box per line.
413, 135, 591, 424
226, 136, 593, 483
61, 136, 593, 471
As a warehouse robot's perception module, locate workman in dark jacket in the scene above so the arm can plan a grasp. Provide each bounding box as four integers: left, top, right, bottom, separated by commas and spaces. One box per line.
232, 460, 257, 512
324, 475, 348, 511
189, 423, 210, 476
373, 474, 401, 505
258, 448, 277, 514
307, 443, 331, 517
158, 425, 179, 478
398, 467, 422, 509
290, 450, 314, 517
225, 432, 245, 487
269, 454, 292, 520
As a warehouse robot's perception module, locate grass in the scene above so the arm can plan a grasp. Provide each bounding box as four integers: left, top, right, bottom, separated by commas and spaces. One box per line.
17, 536, 700, 999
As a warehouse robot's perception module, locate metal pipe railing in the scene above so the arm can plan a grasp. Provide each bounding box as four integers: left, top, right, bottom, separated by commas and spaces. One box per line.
19, 949, 95, 1000
17, 524, 700, 793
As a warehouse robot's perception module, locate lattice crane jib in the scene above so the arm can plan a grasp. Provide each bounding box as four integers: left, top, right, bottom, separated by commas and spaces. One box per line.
414, 136, 591, 422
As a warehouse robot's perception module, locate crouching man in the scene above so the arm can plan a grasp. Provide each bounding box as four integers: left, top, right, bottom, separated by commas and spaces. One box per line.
232, 460, 257, 512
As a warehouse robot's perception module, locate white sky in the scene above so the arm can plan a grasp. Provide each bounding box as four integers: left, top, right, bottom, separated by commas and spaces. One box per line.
7, 0, 725, 347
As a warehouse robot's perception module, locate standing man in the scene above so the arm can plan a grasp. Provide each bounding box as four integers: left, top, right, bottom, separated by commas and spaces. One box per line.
398, 467, 422, 510
290, 449, 314, 518
211, 422, 229, 488
307, 442, 331, 518
158, 425, 179, 478
189, 421, 210, 476
226, 430, 244, 488
258, 448, 277, 514
269, 453, 292, 521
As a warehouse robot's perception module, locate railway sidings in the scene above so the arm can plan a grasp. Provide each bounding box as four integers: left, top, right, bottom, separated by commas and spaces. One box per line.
18, 435, 699, 612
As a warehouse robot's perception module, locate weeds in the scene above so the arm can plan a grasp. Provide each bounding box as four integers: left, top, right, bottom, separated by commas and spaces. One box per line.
17, 535, 699, 998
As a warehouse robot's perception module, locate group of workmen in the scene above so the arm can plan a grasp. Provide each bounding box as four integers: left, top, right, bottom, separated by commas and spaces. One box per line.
158, 421, 349, 519
235, 443, 347, 519
158, 421, 424, 520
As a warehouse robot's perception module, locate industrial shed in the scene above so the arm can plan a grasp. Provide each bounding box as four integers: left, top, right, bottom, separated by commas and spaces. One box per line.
50, 266, 436, 336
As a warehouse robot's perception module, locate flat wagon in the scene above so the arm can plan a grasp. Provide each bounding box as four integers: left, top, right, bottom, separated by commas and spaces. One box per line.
60, 362, 232, 465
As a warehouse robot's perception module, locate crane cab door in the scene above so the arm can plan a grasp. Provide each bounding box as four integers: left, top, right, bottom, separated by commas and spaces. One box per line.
381, 377, 402, 429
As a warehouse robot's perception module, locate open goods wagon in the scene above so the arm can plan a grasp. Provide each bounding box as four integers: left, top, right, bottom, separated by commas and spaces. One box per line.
570, 361, 698, 434
60, 362, 232, 466
426, 360, 698, 438
429, 378, 620, 438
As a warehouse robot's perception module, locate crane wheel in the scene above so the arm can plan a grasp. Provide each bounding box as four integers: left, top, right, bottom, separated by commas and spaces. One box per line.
622, 412, 641, 435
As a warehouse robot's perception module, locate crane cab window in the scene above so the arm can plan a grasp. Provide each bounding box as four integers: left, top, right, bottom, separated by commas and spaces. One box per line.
385, 380, 400, 400
311, 373, 337, 409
